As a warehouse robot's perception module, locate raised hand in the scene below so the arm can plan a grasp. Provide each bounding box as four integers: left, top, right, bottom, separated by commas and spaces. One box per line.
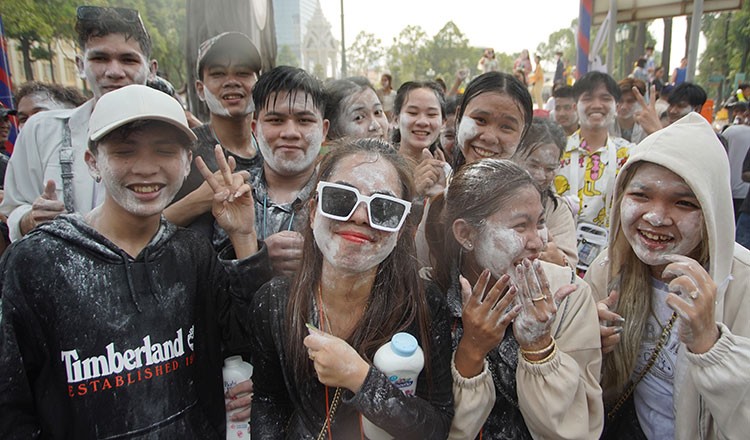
454, 271, 520, 378
414, 148, 449, 197
633, 84, 663, 135
196, 145, 256, 257
21, 179, 66, 235
304, 324, 370, 393
662, 254, 720, 354
597, 290, 624, 354
513, 259, 577, 353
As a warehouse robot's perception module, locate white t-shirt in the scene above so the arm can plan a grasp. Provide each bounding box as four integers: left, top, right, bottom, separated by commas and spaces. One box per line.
633, 279, 678, 439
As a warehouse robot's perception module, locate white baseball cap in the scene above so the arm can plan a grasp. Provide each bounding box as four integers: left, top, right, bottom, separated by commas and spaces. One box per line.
88, 84, 197, 143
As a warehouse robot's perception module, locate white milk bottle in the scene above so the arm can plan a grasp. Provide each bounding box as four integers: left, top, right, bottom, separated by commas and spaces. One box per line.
362, 332, 424, 440
223, 355, 253, 440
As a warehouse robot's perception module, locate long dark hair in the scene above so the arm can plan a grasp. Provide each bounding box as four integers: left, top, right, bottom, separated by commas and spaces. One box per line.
390, 81, 446, 147
427, 159, 539, 292
285, 138, 432, 384
452, 72, 533, 170
512, 117, 566, 208
324, 77, 378, 141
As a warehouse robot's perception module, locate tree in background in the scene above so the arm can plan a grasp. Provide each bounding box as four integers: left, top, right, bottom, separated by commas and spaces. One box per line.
535, 20, 576, 71
1, 0, 77, 82
424, 21, 476, 82
347, 31, 384, 77
385, 25, 430, 85
276, 45, 300, 67
698, 1, 750, 104
1, 0, 185, 88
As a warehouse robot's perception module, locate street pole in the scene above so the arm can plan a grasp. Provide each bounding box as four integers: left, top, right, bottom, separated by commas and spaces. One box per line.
340, 0, 346, 77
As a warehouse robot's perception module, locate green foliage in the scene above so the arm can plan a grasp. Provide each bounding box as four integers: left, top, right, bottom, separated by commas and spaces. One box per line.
697, 1, 750, 99
385, 25, 430, 85
1, 0, 78, 79
1, 0, 186, 86
347, 31, 384, 76
276, 45, 300, 67
536, 20, 576, 65
423, 21, 474, 80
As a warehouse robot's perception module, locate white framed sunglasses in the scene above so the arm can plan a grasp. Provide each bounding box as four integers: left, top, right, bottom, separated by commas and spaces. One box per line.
316, 181, 412, 232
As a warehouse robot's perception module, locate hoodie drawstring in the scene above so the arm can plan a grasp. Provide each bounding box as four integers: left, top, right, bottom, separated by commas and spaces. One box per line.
142, 247, 161, 306
122, 258, 143, 313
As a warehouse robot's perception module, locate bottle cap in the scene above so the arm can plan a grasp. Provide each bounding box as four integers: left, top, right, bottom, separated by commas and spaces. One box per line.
391, 332, 418, 357
224, 355, 243, 367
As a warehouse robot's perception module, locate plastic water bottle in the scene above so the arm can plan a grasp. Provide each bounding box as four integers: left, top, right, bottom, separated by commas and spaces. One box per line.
361, 333, 425, 440
223, 355, 253, 440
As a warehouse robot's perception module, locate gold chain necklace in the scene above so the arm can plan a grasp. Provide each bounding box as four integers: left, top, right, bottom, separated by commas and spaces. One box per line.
607, 311, 678, 419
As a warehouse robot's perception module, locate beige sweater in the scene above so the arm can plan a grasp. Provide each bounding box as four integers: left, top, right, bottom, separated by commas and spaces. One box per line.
450, 261, 603, 439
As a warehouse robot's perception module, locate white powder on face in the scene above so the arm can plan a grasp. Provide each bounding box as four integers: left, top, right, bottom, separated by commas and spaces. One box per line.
97, 148, 189, 217
313, 205, 399, 274
643, 211, 664, 226
256, 122, 322, 176
338, 91, 385, 139
457, 116, 478, 156
620, 197, 704, 267
313, 154, 403, 274
577, 100, 617, 129
202, 88, 232, 117
473, 224, 526, 280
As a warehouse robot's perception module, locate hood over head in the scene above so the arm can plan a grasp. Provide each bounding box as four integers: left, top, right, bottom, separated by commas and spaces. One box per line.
609, 112, 733, 298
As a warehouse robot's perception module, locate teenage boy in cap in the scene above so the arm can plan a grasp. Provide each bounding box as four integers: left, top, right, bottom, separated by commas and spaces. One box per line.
0, 85, 270, 438
1, 6, 156, 242
167, 32, 262, 241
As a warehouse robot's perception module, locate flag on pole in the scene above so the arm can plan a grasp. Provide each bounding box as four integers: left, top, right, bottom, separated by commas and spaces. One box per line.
0, 14, 18, 154
576, 0, 592, 79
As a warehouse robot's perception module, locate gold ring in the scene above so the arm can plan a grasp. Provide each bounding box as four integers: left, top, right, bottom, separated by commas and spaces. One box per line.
531, 296, 546, 303
689, 290, 699, 300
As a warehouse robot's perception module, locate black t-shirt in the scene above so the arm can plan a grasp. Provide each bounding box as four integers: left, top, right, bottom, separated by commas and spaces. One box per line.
171, 124, 263, 241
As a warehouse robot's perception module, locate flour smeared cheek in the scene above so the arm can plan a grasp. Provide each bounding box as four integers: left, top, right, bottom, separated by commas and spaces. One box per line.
99, 162, 168, 216
202, 89, 231, 118
672, 212, 704, 257
313, 217, 398, 273
473, 226, 526, 279
457, 117, 478, 155
256, 123, 322, 175
620, 197, 704, 265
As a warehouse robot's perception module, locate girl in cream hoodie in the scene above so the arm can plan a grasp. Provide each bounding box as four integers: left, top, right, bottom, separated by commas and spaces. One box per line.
586, 112, 750, 439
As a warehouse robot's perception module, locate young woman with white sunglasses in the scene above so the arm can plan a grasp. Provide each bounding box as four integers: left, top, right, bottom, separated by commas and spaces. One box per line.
249, 138, 453, 438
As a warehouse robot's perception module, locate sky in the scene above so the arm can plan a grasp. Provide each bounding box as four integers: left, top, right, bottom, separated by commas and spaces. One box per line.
317, 0, 699, 72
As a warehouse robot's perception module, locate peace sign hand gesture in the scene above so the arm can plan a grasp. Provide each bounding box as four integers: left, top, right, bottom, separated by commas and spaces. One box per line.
634, 84, 663, 136
196, 145, 257, 257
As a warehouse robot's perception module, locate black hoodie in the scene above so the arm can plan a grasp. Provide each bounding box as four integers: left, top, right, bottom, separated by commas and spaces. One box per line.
0, 214, 271, 439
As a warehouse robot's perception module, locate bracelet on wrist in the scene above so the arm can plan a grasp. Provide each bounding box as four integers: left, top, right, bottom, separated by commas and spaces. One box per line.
520, 337, 555, 356
522, 342, 557, 364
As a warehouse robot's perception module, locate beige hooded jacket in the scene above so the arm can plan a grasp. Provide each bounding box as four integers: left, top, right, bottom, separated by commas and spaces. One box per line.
586, 113, 750, 439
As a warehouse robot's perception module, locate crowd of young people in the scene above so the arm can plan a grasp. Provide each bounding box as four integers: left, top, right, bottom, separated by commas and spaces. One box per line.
0, 5, 748, 440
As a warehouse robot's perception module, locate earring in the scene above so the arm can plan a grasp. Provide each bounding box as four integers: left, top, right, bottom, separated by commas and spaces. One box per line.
465, 242, 473, 250
94, 174, 102, 183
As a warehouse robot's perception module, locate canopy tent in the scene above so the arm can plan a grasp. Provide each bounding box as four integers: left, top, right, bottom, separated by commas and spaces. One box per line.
578, 0, 743, 81
592, 0, 742, 24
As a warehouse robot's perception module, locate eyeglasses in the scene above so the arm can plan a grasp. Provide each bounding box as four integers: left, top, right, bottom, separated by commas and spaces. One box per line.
76, 6, 147, 35
316, 182, 411, 232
